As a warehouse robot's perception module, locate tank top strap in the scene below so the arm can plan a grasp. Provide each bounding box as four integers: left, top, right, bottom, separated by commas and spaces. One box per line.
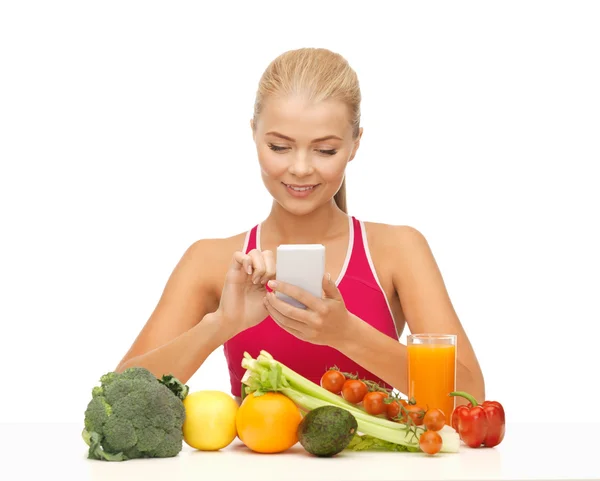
243, 225, 259, 254
343, 216, 381, 291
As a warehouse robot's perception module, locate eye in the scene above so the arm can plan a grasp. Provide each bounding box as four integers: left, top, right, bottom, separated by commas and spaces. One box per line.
318, 149, 337, 156
268, 143, 289, 152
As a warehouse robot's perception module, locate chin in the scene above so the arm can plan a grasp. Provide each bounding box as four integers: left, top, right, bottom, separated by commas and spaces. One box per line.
275, 198, 320, 216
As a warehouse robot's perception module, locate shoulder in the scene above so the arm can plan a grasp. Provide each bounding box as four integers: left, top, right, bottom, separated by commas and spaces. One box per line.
362, 221, 431, 257
168, 228, 252, 299
362, 221, 438, 292
183, 229, 250, 270
362, 221, 437, 275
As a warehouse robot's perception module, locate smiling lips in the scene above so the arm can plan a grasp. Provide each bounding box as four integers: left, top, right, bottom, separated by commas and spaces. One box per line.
283, 182, 320, 198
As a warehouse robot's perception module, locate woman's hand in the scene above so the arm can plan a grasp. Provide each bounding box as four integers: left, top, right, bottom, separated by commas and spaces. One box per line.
217, 249, 276, 336
263, 274, 354, 348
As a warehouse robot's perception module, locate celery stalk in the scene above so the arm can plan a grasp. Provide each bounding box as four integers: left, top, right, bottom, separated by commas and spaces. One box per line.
241, 351, 461, 453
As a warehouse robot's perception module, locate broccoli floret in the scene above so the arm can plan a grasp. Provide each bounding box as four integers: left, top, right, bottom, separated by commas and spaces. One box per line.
102, 416, 137, 452
152, 428, 184, 458
82, 367, 189, 461
83, 396, 112, 436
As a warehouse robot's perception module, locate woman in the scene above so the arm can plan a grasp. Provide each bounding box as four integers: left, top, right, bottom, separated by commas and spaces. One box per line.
115, 48, 485, 406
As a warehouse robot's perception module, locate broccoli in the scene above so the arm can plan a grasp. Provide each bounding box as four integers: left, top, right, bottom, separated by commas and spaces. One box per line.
82, 367, 189, 461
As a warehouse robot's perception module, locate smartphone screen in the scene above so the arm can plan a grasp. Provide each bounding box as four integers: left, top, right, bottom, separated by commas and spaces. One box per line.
275, 244, 325, 309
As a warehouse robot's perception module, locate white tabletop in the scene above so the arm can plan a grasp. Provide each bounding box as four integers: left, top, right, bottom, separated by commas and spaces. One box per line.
1, 422, 598, 480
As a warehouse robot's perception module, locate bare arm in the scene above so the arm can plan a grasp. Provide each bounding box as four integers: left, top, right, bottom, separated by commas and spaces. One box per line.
336, 226, 485, 403
115, 239, 235, 383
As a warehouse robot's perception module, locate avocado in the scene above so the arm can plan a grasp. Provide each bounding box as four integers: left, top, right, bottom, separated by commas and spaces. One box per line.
297, 405, 358, 457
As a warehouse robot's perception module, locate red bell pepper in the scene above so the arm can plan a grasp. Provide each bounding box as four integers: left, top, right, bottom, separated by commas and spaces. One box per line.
449, 391, 505, 448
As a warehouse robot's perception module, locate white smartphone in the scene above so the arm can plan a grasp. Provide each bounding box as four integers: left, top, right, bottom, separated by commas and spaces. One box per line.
275, 244, 325, 309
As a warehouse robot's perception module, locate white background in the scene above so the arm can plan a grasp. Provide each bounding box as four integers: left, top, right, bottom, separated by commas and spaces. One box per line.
1, 1, 599, 425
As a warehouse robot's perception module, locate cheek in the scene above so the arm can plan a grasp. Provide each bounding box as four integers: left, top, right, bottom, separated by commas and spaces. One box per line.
257, 148, 287, 178
317, 158, 347, 182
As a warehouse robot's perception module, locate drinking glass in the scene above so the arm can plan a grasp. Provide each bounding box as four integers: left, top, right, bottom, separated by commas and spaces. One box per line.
407, 333, 457, 422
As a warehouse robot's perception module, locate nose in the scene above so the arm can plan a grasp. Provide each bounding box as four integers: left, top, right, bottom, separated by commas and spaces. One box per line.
288, 151, 314, 177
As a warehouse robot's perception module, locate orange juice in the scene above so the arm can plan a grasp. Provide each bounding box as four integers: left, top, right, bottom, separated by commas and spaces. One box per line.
407, 334, 456, 423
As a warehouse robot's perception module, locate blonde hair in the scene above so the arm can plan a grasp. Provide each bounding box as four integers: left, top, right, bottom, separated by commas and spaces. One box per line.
252, 48, 362, 213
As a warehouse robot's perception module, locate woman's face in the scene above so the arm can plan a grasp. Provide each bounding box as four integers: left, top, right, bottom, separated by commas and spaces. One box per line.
252, 95, 362, 216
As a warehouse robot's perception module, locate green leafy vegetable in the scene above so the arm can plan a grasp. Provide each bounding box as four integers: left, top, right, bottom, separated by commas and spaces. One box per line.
347, 434, 419, 452
159, 374, 189, 400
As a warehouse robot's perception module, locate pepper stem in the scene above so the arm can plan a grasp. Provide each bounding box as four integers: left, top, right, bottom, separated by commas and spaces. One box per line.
449, 390, 478, 406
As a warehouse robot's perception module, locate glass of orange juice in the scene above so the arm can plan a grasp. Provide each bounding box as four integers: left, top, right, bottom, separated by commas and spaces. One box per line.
407, 333, 457, 423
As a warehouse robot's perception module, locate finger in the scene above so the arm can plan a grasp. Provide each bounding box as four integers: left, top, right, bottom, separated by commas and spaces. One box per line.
322, 272, 343, 300
233, 251, 253, 275
264, 296, 308, 334
267, 280, 320, 310
273, 318, 305, 340
248, 249, 266, 284
261, 250, 276, 284
265, 291, 312, 323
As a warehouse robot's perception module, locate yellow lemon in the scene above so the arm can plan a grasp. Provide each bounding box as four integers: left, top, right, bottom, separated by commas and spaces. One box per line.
183, 390, 239, 451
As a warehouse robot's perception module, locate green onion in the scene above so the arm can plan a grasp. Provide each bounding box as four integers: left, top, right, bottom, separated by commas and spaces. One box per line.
240, 350, 460, 453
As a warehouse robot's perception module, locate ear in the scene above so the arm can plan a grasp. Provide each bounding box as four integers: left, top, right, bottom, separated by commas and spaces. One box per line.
250, 119, 256, 141
349, 127, 363, 162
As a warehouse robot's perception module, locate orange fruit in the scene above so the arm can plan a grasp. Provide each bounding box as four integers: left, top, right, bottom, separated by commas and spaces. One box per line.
235, 392, 302, 453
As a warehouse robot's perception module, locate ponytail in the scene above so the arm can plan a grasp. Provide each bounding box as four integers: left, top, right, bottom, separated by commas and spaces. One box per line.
334, 178, 347, 213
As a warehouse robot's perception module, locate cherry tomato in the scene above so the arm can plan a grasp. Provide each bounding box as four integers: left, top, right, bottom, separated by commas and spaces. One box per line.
385, 398, 407, 421
320, 370, 346, 394
386, 399, 401, 420
419, 430, 442, 455
363, 391, 388, 415
404, 405, 426, 425
423, 408, 446, 432
341, 379, 368, 404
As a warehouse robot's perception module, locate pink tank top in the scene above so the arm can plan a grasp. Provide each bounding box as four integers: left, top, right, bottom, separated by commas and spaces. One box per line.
223, 215, 398, 397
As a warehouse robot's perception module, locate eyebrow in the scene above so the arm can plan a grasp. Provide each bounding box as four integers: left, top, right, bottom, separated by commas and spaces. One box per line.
265, 131, 343, 143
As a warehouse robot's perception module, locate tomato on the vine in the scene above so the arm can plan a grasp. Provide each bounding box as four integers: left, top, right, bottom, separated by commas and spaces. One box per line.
404, 404, 426, 425
385, 398, 407, 421
386, 399, 401, 420
320, 370, 346, 394
363, 391, 388, 415
419, 430, 442, 455
341, 379, 368, 404
423, 408, 446, 431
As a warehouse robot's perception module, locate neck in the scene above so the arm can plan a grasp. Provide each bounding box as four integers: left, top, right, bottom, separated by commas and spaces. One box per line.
263, 200, 348, 245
